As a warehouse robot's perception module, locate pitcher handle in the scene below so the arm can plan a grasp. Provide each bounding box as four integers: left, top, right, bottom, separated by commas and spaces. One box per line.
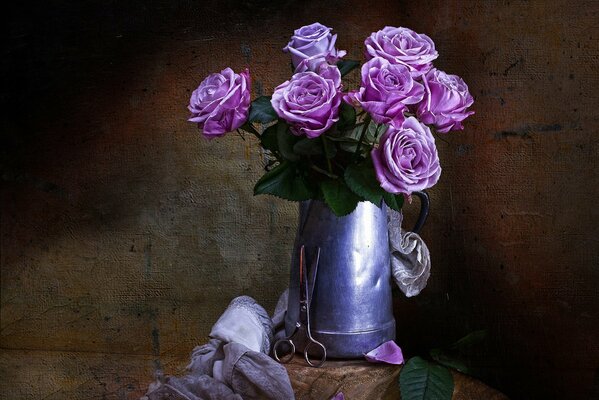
410, 191, 430, 234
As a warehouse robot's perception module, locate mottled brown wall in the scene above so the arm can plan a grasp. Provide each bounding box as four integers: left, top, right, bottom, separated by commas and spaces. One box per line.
1, 1, 598, 399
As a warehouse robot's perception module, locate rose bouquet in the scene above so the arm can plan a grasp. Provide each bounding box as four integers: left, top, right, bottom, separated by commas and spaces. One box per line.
188, 23, 474, 216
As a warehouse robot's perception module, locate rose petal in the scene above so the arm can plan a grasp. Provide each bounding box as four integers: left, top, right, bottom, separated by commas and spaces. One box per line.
364, 340, 404, 365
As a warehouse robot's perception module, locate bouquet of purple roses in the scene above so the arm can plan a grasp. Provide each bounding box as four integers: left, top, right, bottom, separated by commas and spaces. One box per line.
188, 23, 474, 216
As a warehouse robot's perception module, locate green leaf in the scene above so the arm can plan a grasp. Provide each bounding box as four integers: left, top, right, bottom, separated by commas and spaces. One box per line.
383, 192, 405, 212
322, 136, 337, 159
339, 141, 359, 153
327, 136, 360, 143
240, 122, 259, 135
253, 161, 313, 201
429, 330, 488, 375
276, 121, 300, 162
344, 163, 385, 206
260, 124, 278, 152
338, 102, 356, 131
293, 137, 323, 156
344, 122, 386, 141
429, 349, 471, 375
337, 59, 360, 77
320, 179, 361, 216
399, 357, 454, 400
449, 330, 488, 350
346, 124, 363, 140
369, 122, 388, 143
249, 96, 278, 123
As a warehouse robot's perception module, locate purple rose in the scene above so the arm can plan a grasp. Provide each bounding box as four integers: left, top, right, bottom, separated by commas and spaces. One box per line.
271, 64, 342, 138
416, 68, 475, 133
372, 117, 441, 195
188, 67, 251, 138
284, 22, 346, 72
344, 57, 424, 127
364, 27, 438, 77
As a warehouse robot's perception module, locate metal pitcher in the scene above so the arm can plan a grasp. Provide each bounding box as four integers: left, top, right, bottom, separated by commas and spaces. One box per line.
285, 193, 429, 358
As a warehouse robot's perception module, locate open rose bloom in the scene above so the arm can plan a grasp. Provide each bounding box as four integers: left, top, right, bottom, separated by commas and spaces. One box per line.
188, 68, 251, 138
417, 68, 475, 133
364, 26, 438, 77
271, 64, 342, 138
372, 117, 441, 195
284, 22, 347, 72
344, 57, 424, 127
187, 23, 474, 216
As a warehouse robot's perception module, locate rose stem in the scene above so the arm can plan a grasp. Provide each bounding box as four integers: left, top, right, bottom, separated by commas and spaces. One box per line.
321, 136, 334, 174
241, 124, 284, 163
354, 115, 372, 161
372, 124, 384, 144
310, 163, 338, 179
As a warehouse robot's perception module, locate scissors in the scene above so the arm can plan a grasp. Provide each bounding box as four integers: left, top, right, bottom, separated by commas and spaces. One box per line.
273, 245, 327, 367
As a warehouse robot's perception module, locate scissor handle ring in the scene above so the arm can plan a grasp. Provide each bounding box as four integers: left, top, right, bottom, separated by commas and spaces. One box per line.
273, 339, 295, 364
304, 340, 327, 368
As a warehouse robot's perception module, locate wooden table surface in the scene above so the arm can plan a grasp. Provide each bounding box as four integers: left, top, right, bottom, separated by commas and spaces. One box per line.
284, 355, 509, 400
0, 349, 509, 399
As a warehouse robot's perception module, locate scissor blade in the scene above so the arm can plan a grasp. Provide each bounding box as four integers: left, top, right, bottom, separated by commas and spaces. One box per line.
299, 245, 308, 303
307, 247, 320, 305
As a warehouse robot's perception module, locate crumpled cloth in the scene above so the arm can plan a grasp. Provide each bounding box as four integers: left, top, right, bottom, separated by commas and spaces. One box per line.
142, 296, 294, 400
209, 296, 274, 354
387, 207, 431, 297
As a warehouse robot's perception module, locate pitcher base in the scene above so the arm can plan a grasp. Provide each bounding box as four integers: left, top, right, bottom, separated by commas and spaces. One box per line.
309, 320, 396, 359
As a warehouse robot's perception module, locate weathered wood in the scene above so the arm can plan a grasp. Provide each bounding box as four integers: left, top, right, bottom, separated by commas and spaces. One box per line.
284, 355, 508, 400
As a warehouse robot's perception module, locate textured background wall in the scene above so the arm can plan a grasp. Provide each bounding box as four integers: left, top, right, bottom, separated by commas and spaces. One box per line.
1, 1, 598, 398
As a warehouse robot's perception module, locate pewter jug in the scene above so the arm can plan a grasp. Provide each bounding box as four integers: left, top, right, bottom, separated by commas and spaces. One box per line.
285, 193, 429, 358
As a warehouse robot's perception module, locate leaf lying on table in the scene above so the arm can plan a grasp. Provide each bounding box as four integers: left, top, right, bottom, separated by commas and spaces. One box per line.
448, 329, 488, 350
364, 340, 404, 365
399, 357, 454, 400
429, 330, 488, 375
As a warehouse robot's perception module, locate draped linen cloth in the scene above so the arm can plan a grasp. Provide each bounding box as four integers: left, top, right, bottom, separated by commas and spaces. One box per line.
141, 296, 294, 400
386, 207, 431, 297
